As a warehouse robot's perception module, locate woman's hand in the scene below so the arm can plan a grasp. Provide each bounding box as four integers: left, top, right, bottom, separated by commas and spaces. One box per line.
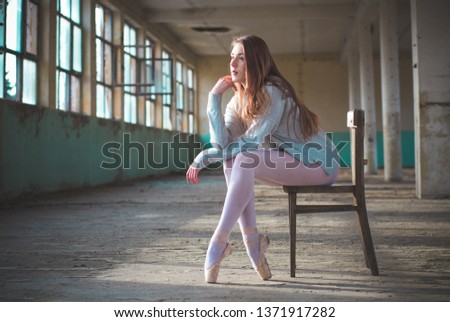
211, 75, 237, 95
187, 76, 235, 185
186, 166, 201, 184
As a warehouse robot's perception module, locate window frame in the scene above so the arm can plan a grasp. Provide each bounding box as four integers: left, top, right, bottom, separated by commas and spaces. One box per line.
161, 49, 172, 130
175, 60, 184, 131
122, 21, 138, 124
56, 0, 83, 113
187, 67, 195, 134
144, 37, 156, 127
1, 0, 39, 105
95, 2, 114, 119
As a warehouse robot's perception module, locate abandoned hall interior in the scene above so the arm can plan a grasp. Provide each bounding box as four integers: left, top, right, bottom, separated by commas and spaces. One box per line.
0, 0, 449, 302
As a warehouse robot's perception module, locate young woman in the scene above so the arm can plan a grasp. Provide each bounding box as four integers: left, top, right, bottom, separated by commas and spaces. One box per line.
186, 35, 339, 283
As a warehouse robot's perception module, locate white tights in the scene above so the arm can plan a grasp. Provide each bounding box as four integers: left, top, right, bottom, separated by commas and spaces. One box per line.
205, 149, 338, 269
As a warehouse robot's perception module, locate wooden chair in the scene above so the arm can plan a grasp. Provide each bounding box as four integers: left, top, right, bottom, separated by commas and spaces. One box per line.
283, 109, 379, 277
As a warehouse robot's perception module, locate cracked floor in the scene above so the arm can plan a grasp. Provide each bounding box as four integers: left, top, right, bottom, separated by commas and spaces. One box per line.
0, 169, 449, 301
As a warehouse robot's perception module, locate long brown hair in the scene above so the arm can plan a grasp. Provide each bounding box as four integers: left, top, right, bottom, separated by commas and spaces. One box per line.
232, 35, 319, 139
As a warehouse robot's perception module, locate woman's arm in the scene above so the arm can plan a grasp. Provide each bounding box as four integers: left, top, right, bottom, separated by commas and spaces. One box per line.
237, 85, 286, 146
187, 76, 241, 184
208, 76, 245, 148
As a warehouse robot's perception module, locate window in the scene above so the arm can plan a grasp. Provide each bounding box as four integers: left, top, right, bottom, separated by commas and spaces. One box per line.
175, 60, 184, 131
95, 3, 113, 119
144, 38, 156, 127
187, 68, 195, 133
162, 50, 172, 130
56, 0, 82, 112
1, 0, 39, 105
123, 23, 137, 124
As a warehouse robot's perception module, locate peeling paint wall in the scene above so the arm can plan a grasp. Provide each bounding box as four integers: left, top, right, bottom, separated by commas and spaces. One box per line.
0, 102, 198, 200
411, 0, 450, 198
418, 103, 450, 198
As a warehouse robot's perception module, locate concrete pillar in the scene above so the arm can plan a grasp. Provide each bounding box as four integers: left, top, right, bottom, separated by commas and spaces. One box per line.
411, 0, 450, 198
82, 0, 96, 117
347, 40, 360, 111
358, 21, 378, 174
379, 0, 403, 181
38, 0, 57, 109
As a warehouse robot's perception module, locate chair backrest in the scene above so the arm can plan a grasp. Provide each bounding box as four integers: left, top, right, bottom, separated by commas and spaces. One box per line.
347, 109, 365, 189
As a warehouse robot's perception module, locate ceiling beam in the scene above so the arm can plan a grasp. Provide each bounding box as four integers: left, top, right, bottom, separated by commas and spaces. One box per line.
145, 4, 356, 24
340, 0, 380, 64
339, 0, 410, 63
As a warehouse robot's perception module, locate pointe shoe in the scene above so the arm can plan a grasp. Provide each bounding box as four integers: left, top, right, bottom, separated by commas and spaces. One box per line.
204, 243, 232, 283
255, 234, 272, 280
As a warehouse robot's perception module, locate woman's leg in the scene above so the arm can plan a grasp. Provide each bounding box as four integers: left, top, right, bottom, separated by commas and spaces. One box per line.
223, 159, 257, 230
206, 149, 338, 269
223, 159, 259, 268
205, 159, 257, 269
220, 149, 336, 231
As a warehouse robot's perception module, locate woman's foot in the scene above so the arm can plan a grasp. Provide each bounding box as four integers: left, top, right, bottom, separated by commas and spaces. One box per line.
204, 243, 232, 283
255, 234, 272, 280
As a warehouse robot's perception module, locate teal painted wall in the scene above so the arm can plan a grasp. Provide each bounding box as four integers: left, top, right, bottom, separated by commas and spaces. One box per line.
330, 131, 415, 168
0, 101, 415, 200
198, 131, 415, 169
0, 103, 198, 200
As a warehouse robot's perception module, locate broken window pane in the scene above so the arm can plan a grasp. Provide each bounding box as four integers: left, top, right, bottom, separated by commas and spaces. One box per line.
104, 10, 112, 42
188, 89, 194, 113
176, 110, 183, 131
95, 3, 113, 119
104, 43, 112, 85
129, 56, 136, 94
124, 53, 131, 92
5, 53, 17, 100
95, 38, 103, 82
105, 87, 112, 119
26, 1, 38, 55
70, 74, 80, 112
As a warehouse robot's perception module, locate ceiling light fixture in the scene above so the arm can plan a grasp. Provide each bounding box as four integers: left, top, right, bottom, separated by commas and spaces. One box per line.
191, 26, 230, 33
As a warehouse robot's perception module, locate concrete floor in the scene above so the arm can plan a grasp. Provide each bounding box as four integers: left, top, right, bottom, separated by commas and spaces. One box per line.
0, 169, 449, 302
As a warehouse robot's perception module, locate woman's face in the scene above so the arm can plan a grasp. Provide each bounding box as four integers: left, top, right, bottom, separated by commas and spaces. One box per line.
230, 42, 246, 86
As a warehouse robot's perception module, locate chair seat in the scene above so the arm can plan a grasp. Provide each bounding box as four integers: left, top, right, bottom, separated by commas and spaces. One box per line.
283, 184, 355, 194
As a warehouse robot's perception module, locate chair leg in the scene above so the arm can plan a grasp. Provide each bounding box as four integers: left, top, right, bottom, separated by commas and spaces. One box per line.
355, 203, 379, 276
288, 192, 297, 277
